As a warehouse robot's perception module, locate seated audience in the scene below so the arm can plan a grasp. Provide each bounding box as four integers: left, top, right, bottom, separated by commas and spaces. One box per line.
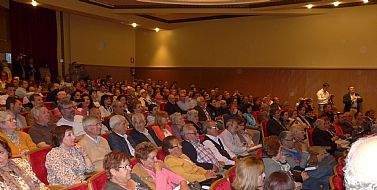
312, 118, 339, 155
76, 94, 94, 116
46, 125, 94, 186
132, 142, 189, 190
181, 124, 223, 170
186, 109, 204, 135
232, 156, 265, 190
0, 136, 48, 190
99, 94, 112, 118
130, 113, 161, 146
263, 171, 296, 190
150, 111, 173, 141
6, 97, 27, 129
202, 121, 236, 166
56, 100, 85, 136
267, 110, 288, 136
344, 135, 377, 189
108, 115, 136, 157
194, 96, 213, 121
169, 112, 186, 141
295, 105, 312, 128
164, 94, 182, 116
176, 89, 196, 114
103, 151, 150, 190
78, 116, 111, 171
146, 104, 159, 126
162, 136, 218, 185
0, 111, 37, 157
29, 106, 56, 147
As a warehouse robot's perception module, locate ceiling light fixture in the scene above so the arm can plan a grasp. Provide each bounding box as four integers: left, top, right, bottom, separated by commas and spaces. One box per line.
31, 0, 38, 6
333, 1, 341, 6
305, 4, 313, 9
137, 0, 270, 5
362, 0, 368, 3
131, 23, 137, 28
154, 28, 160, 32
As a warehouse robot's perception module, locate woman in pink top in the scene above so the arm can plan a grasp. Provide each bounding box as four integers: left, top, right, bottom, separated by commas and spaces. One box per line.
131, 142, 189, 190
151, 111, 173, 141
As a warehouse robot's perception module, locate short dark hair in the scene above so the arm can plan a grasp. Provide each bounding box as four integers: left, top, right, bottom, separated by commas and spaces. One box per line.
29, 93, 42, 103
0, 136, 11, 158
162, 136, 177, 155
263, 171, 295, 190
51, 125, 73, 147
6, 97, 20, 110
323, 83, 330, 87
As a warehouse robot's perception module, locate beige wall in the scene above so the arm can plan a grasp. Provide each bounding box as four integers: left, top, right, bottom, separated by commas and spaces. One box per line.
136, 5, 377, 68
68, 14, 136, 67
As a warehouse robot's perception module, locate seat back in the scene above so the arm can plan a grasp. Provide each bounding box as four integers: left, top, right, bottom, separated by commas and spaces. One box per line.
306, 127, 315, 146
209, 178, 231, 190
44, 102, 53, 110
226, 165, 236, 185
88, 171, 107, 190
261, 120, 269, 138
329, 175, 345, 190
335, 164, 344, 177
156, 149, 167, 161
130, 158, 138, 168
22, 126, 31, 134
61, 182, 88, 190
101, 133, 110, 140
26, 147, 52, 184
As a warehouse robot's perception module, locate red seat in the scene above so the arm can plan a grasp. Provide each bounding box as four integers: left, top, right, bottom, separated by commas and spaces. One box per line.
226, 165, 236, 185
338, 156, 345, 166
209, 177, 231, 190
130, 158, 138, 168
256, 149, 263, 160
22, 126, 31, 134
156, 149, 167, 161
61, 182, 88, 190
44, 102, 53, 110
261, 120, 269, 137
160, 102, 166, 111
102, 117, 110, 129
199, 135, 205, 142
307, 127, 315, 146
335, 164, 344, 177
126, 128, 133, 135
101, 133, 110, 140
329, 175, 345, 190
26, 147, 52, 184
251, 111, 260, 124
88, 171, 107, 190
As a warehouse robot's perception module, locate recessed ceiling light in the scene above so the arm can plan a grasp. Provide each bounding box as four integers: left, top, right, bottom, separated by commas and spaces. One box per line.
333, 1, 341, 6
154, 28, 160, 32
31, 0, 37, 6
305, 4, 314, 9
131, 23, 137, 28
363, 0, 368, 3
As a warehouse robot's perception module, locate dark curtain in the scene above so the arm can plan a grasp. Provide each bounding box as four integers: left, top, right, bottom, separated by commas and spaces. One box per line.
10, 0, 57, 81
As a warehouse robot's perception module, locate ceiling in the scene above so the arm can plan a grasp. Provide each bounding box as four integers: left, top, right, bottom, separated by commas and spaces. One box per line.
15, 0, 376, 28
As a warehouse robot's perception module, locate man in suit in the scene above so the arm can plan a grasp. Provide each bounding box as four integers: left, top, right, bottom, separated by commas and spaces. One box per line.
164, 94, 182, 115
107, 115, 136, 157
130, 113, 161, 146
194, 96, 213, 121
266, 110, 287, 136
343, 85, 363, 113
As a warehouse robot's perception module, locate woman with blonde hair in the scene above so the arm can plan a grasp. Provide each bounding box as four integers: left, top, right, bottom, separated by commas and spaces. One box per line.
232, 157, 265, 190
150, 111, 173, 141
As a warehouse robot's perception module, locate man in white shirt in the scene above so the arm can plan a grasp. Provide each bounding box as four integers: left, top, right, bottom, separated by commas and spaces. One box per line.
316, 83, 333, 113
202, 121, 236, 167
56, 100, 84, 136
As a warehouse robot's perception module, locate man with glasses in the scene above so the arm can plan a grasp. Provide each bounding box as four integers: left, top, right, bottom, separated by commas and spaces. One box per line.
181, 124, 224, 171
78, 116, 111, 171
56, 99, 85, 136
202, 121, 236, 168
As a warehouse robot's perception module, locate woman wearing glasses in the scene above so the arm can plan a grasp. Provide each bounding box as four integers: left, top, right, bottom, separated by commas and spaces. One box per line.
0, 111, 37, 157
132, 142, 189, 190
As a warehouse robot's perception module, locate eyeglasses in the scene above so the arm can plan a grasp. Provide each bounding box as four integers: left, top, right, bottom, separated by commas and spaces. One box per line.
171, 144, 182, 149
207, 126, 218, 130
62, 106, 76, 110
186, 132, 198, 135
118, 165, 131, 170
5, 118, 16, 122
284, 138, 294, 142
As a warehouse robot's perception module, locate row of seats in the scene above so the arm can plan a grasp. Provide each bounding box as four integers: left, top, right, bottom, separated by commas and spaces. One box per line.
329, 156, 346, 190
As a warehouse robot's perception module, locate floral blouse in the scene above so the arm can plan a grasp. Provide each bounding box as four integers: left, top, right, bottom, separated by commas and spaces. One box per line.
0, 158, 48, 190
45, 147, 94, 186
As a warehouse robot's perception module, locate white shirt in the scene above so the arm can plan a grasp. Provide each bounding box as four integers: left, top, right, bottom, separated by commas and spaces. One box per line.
203, 135, 235, 165
316, 88, 330, 104
56, 115, 85, 136
115, 132, 135, 156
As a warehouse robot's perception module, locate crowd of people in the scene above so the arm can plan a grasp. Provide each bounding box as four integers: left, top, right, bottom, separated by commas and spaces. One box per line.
0, 58, 376, 189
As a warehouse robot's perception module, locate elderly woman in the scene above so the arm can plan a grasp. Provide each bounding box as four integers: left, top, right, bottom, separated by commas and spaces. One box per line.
132, 142, 189, 190
103, 151, 150, 190
186, 109, 204, 135
46, 125, 94, 186
169, 112, 186, 141
232, 156, 265, 190
0, 111, 37, 157
99, 95, 113, 118
0, 136, 48, 190
150, 111, 173, 141
162, 136, 217, 186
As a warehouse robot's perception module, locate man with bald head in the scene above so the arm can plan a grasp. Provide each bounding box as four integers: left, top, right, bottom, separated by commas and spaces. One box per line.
345, 135, 377, 189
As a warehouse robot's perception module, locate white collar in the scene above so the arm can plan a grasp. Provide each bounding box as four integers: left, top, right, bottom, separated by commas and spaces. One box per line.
86, 134, 100, 144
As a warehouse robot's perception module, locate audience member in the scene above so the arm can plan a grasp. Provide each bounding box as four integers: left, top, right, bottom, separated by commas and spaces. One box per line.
232, 156, 265, 190
108, 115, 136, 157
56, 100, 85, 136
6, 97, 27, 129
150, 111, 173, 141
164, 94, 182, 115
263, 171, 296, 190
130, 113, 161, 146
29, 106, 56, 147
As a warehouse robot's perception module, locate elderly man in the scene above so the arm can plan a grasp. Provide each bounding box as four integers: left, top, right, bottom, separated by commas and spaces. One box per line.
194, 96, 213, 121
111, 100, 133, 128
187, 109, 204, 135
6, 97, 27, 129
181, 124, 224, 171
107, 115, 136, 157
164, 94, 182, 115
130, 113, 161, 146
28, 106, 56, 148
56, 100, 84, 136
219, 119, 259, 156
78, 116, 111, 171
344, 135, 377, 189
202, 121, 236, 167
177, 89, 196, 114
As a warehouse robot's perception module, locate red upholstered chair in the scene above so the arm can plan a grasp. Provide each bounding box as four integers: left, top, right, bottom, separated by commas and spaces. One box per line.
338, 156, 345, 166
209, 178, 231, 190
22, 126, 31, 134
306, 127, 315, 146
26, 147, 52, 184
61, 182, 88, 190
256, 149, 263, 160
199, 135, 205, 142
126, 128, 133, 135
101, 133, 110, 140
329, 175, 345, 190
44, 102, 53, 110
226, 165, 236, 185
156, 149, 167, 161
130, 158, 138, 168
88, 171, 107, 190
160, 102, 166, 111
261, 120, 269, 138
102, 117, 110, 129
334, 164, 344, 177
